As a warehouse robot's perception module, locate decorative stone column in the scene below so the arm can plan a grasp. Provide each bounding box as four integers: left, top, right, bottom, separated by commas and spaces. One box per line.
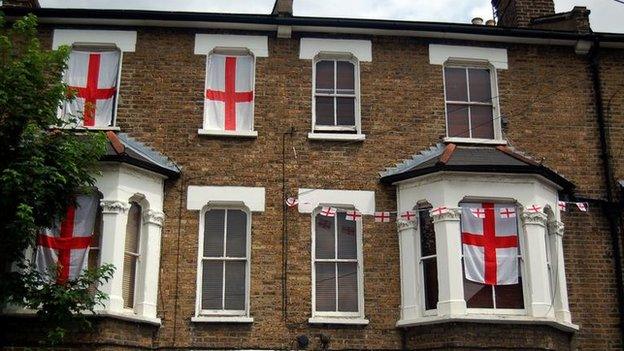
98, 199, 130, 312
135, 209, 165, 318
397, 218, 420, 321
431, 208, 466, 316
520, 210, 552, 318
549, 220, 571, 323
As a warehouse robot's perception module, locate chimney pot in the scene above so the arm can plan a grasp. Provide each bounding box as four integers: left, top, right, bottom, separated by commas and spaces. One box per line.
485, 19, 497, 26
472, 17, 484, 25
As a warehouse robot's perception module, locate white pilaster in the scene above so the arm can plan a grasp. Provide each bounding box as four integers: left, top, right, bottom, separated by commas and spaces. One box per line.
549, 220, 571, 323
431, 208, 466, 316
98, 199, 130, 312
135, 209, 164, 318
521, 210, 552, 318
397, 219, 420, 320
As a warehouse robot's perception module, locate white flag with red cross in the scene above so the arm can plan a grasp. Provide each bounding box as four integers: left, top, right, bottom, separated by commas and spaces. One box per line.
374, 211, 391, 223
204, 54, 254, 132
64, 50, 119, 127
345, 210, 362, 221
461, 202, 519, 285
36, 194, 99, 284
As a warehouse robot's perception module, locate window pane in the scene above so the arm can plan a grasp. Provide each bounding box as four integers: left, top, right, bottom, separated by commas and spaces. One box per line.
224, 260, 246, 310
315, 60, 334, 93
315, 96, 335, 126
122, 256, 136, 308
337, 262, 358, 312
336, 97, 355, 126
201, 260, 223, 310
337, 212, 357, 260
446, 103, 470, 138
495, 276, 524, 309
204, 210, 225, 257
468, 68, 492, 103
419, 205, 435, 257
470, 105, 494, 139
423, 257, 438, 310
336, 61, 355, 93
464, 278, 494, 308
226, 210, 247, 258
315, 262, 336, 311
125, 202, 141, 254
444, 67, 468, 101
315, 213, 335, 259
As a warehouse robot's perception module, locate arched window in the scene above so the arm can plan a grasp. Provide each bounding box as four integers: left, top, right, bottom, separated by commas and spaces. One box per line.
122, 202, 142, 310
461, 202, 524, 309
417, 201, 438, 311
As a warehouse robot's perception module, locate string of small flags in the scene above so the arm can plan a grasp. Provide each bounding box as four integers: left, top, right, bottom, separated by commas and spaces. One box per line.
284, 197, 589, 222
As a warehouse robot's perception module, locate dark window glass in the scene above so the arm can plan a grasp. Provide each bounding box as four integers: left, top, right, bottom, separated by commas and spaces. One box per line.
336, 97, 355, 126
336, 61, 355, 93
419, 203, 438, 310
446, 104, 470, 138
470, 105, 494, 139
315, 60, 334, 93
444, 67, 468, 101
315, 96, 334, 126
468, 68, 491, 103
337, 262, 358, 312
315, 262, 336, 311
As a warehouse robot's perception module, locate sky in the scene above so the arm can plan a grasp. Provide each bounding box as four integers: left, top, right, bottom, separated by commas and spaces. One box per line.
39, 0, 624, 33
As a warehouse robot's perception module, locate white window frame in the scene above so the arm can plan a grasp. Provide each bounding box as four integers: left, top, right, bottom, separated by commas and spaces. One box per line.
414, 203, 438, 316
457, 200, 528, 315
195, 205, 252, 318
442, 61, 503, 143
312, 54, 361, 133
310, 206, 365, 320
197, 48, 259, 138
122, 201, 143, 312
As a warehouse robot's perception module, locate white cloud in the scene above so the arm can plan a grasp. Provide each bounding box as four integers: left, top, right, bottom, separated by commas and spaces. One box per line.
39, 0, 623, 33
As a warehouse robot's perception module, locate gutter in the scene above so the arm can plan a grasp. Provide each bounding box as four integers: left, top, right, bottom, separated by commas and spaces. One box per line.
2, 7, 624, 48
589, 40, 624, 345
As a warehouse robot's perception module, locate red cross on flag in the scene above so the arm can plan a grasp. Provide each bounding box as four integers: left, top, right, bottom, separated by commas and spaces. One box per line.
345, 210, 362, 221
470, 208, 486, 219
461, 203, 519, 286
36, 195, 99, 284
319, 207, 337, 217
499, 207, 516, 218
204, 54, 254, 132
374, 211, 391, 223
576, 202, 588, 212
558, 201, 566, 212
65, 50, 120, 127
400, 210, 416, 221
285, 197, 298, 207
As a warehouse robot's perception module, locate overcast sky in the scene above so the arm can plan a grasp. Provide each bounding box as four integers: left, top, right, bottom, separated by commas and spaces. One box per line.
39, 0, 624, 33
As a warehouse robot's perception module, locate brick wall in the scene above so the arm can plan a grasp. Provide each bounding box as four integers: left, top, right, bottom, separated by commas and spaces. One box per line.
3, 24, 624, 350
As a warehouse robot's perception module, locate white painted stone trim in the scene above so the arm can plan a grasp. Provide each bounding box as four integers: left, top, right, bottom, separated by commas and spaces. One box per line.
194, 34, 269, 57
191, 316, 254, 323
297, 188, 375, 214
429, 44, 508, 69
307, 132, 366, 141
52, 29, 137, 52
187, 186, 266, 212
299, 38, 372, 62
198, 129, 258, 138
396, 314, 578, 332
308, 317, 369, 325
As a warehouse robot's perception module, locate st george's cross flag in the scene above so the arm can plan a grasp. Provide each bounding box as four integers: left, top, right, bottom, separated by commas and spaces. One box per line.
204, 54, 254, 132
461, 202, 519, 285
36, 194, 99, 284
64, 50, 120, 127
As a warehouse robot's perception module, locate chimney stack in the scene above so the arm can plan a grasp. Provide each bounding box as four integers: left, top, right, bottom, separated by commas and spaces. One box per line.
272, 0, 293, 17
491, 0, 555, 27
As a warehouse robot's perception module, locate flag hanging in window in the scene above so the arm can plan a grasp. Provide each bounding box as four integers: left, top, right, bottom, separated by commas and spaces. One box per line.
36, 194, 99, 284
461, 203, 519, 285
64, 50, 120, 127
204, 54, 254, 132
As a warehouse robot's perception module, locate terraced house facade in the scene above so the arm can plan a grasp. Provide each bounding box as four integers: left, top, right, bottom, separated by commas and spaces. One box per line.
2, 0, 624, 349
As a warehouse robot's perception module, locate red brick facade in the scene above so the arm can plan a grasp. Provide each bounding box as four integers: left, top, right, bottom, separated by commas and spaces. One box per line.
2, 2, 624, 350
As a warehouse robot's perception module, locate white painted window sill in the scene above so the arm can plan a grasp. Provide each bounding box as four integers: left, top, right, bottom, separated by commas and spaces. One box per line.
50, 125, 121, 131
443, 137, 507, 145
191, 315, 254, 323
307, 132, 366, 141
198, 129, 258, 138
2, 307, 161, 326
308, 317, 369, 325
396, 314, 578, 332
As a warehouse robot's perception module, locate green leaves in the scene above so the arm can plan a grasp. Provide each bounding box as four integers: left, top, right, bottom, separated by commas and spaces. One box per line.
0, 13, 111, 345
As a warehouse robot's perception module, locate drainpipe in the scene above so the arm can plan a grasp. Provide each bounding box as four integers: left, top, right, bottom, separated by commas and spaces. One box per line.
589, 39, 624, 344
